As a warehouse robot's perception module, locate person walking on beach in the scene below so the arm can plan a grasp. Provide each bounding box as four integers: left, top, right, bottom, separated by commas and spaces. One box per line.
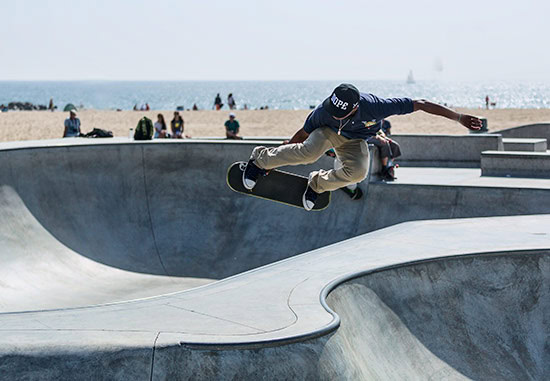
228, 93, 236, 110
225, 112, 243, 140
63, 110, 81, 137
214, 93, 223, 110
242, 83, 482, 211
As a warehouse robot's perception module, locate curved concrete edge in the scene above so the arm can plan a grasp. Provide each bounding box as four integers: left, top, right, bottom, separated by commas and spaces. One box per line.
1, 215, 549, 379
2, 215, 549, 346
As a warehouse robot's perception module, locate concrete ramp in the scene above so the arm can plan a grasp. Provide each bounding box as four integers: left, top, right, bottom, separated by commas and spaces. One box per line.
0, 139, 364, 312
326, 252, 550, 380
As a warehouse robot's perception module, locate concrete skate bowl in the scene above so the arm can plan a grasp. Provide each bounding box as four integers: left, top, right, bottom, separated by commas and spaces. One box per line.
324, 251, 550, 380
1, 140, 550, 380
0, 139, 375, 312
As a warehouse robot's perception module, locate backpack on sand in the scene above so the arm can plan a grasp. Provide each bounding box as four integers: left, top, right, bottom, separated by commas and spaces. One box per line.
134, 117, 154, 140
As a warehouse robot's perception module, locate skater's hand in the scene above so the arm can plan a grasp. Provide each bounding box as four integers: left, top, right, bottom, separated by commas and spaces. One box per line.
459, 114, 483, 131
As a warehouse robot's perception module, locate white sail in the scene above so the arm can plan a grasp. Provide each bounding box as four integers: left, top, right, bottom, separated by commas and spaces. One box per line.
407, 70, 415, 84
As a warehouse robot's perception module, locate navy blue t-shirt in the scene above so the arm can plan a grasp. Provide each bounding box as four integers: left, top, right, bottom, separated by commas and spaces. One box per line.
303, 93, 414, 140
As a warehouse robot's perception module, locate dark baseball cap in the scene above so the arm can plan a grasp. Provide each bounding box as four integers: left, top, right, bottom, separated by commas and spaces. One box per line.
322, 83, 360, 118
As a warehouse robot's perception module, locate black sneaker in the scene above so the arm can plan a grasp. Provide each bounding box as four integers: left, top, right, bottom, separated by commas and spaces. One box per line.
302, 185, 319, 211
242, 159, 266, 190
382, 166, 396, 181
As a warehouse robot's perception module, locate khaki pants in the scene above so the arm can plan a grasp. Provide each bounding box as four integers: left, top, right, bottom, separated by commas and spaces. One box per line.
251, 127, 370, 193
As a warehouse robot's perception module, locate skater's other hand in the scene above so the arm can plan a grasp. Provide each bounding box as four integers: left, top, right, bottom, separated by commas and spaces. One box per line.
459, 114, 483, 131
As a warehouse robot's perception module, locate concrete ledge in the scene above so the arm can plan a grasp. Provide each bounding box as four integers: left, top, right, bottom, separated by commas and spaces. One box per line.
392, 134, 503, 167
502, 138, 547, 152
482, 150, 550, 178
492, 123, 550, 141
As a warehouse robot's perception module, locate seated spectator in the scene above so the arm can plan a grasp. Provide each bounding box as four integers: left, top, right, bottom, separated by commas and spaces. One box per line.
225, 112, 243, 140
171, 111, 190, 139
63, 110, 81, 137
380, 119, 392, 136
367, 127, 401, 181
154, 113, 168, 138
192, 104, 199, 111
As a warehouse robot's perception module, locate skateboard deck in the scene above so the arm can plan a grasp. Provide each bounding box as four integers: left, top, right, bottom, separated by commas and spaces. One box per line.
226, 162, 330, 211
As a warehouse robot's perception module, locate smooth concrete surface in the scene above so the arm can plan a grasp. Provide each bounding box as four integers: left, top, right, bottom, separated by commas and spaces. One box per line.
0, 139, 550, 379
391, 134, 503, 167
502, 138, 547, 152
1, 216, 549, 380
481, 150, 550, 178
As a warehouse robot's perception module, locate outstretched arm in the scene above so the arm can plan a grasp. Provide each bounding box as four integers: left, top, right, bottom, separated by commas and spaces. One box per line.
413, 99, 482, 131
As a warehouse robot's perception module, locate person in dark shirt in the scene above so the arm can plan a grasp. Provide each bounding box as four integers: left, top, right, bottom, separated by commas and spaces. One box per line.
171, 111, 188, 139
380, 119, 392, 136
367, 127, 401, 181
214, 93, 223, 110
225, 112, 242, 140
243, 83, 482, 210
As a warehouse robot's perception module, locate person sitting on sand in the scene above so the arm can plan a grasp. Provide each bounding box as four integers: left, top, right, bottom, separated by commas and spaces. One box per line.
225, 112, 243, 140
171, 111, 190, 139
63, 110, 81, 138
154, 113, 168, 138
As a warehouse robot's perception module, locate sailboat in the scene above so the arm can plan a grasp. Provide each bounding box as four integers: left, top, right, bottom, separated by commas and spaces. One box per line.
406, 70, 415, 84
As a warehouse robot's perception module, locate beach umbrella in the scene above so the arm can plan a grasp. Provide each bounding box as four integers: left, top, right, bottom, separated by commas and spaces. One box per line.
63, 103, 77, 112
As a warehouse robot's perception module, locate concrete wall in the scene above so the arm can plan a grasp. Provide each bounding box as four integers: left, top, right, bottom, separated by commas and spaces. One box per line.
492, 123, 550, 141
391, 134, 503, 167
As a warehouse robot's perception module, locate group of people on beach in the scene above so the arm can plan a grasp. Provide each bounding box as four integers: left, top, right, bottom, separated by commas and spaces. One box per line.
62, 108, 242, 140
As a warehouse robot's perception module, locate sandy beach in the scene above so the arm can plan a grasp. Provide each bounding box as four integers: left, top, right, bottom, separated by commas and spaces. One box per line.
1, 108, 549, 142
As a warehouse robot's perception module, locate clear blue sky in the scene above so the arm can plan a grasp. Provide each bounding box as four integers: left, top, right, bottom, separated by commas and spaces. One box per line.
1, 0, 549, 81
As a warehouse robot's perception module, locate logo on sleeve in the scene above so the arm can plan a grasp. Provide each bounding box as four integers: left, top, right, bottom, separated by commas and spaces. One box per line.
362, 120, 377, 128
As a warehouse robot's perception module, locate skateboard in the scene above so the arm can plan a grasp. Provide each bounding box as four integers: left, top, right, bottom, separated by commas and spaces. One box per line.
226, 162, 331, 211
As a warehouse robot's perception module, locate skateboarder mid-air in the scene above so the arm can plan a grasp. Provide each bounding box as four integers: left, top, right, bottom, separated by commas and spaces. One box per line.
243, 84, 482, 211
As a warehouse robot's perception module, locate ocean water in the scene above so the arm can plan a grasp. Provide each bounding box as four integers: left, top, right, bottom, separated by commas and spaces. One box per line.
1, 80, 549, 111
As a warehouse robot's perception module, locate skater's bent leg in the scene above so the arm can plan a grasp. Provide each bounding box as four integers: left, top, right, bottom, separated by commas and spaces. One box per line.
309, 139, 369, 193
250, 128, 333, 170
